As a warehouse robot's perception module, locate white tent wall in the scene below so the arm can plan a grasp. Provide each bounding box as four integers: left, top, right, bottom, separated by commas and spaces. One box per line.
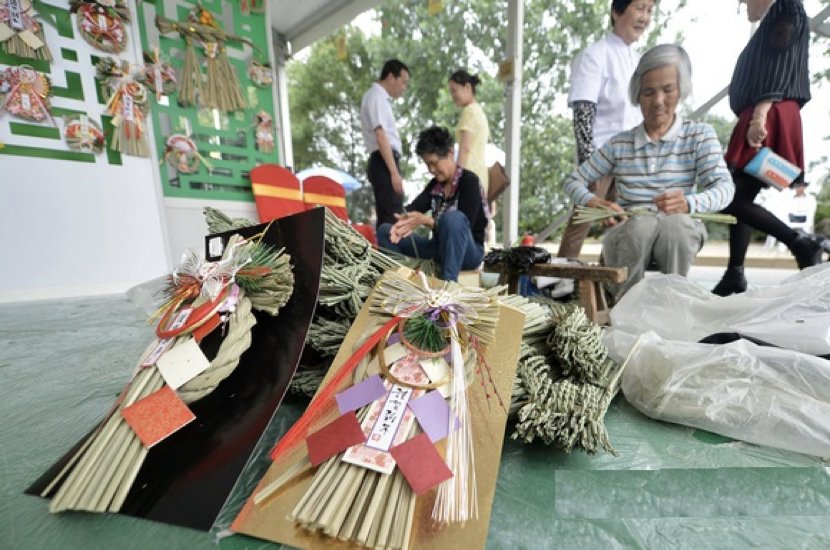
0, 0, 170, 303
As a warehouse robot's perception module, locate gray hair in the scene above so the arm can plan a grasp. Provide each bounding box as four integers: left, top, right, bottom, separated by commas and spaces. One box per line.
628, 44, 692, 105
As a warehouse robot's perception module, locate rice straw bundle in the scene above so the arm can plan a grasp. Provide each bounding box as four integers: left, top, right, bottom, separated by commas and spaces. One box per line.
573, 204, 737, 225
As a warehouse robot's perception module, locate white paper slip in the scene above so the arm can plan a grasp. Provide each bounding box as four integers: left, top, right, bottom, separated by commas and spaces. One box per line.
383, 342, 408, 365
156, 338, 211, 389
420, 356, 451, 397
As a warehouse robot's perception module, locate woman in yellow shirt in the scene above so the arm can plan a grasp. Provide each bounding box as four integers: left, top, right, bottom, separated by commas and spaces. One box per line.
449, 69, 492, 242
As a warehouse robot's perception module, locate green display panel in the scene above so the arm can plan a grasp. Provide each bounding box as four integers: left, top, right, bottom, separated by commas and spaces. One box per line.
0, 1, 121, 165
136, 0, 279, 201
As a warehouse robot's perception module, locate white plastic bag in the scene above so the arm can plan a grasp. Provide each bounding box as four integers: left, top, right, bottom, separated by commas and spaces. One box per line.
609, 264, 830, 355
615, 330, 830, 458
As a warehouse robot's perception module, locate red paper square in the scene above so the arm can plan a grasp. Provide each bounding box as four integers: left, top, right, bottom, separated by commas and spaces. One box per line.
121, 385, 196, 448
305, 411, 366, 466
389, 433, 452, 495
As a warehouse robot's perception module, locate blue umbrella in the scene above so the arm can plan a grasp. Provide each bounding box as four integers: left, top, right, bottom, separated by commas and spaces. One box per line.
296, 167, 363, 193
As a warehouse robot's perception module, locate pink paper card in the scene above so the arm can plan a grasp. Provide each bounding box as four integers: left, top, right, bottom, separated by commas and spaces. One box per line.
341, 352, 429, 474
305, 411, 366, 467
408, 390, 457, 443
389, 432, 452, 495
121, 385, 196, 448
336, 374, 386, 414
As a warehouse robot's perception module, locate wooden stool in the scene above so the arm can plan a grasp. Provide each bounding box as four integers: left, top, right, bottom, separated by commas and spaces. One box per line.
482, 261, 627, 325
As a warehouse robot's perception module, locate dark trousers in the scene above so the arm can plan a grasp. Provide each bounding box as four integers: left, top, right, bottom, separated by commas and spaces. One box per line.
367, 151, 404, 227
377, 210, 484, 282
722, 171, 800, 267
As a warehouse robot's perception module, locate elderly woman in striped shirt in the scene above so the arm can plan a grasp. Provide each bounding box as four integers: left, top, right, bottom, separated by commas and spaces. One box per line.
563, 44, 735, 300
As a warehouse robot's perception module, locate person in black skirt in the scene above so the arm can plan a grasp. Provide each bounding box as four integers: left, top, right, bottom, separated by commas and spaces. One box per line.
712, 0, 823, 296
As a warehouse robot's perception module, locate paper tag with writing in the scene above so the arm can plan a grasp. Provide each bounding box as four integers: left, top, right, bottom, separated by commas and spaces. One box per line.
122, 93, 135, 122
341, 353, 429, 474
8, 0, 24, 30
170, 307, 192, 330
98, 14, 109, 30
21, 93, 31, 111
154, 68, 163, 93
141, 337, 174, 367
365, 385, 412, 451
156, 338, 211, 389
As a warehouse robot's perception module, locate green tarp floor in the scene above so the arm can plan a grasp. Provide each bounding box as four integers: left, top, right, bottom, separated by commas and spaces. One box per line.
2, 295, 829, 549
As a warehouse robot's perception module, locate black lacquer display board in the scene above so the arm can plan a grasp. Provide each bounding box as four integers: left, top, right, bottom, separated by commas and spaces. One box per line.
28, 208, 325, 531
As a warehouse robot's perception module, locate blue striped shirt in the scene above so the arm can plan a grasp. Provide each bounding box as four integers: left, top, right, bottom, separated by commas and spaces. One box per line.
563, 117, 734, 214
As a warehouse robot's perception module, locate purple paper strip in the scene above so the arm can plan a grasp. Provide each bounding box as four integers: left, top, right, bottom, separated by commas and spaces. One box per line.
408, 390, 457, 443
336, 374, 387, 414
387, 332, 401, 346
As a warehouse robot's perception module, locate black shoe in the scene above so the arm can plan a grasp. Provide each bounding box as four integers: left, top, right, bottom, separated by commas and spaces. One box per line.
789, 234, 823, 269
712, 266, 747, 296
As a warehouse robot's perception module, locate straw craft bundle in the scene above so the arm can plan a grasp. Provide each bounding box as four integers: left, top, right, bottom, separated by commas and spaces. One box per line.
44, 235, 293, 513
285, 272, 498, 546
155, 9, 253, 112
203, 207, 404, 398
1, 0, 53, 60
511, 301, 630, 455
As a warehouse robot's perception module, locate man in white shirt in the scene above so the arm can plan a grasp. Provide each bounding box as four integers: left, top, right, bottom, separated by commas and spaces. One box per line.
360, 59, 410, 227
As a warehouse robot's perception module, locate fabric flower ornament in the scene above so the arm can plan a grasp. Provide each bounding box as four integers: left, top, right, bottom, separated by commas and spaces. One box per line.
63, 114, 105, 153
0, 65, 53, 123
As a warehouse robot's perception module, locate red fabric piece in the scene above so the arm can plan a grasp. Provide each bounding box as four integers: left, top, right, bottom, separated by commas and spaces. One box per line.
192, 313, 221, 343
352, 223, 377, 246
305, 411, 367, 466
302, 175, 349, 221
250, 164, 306, 222
725, 99, 804, 175
121, 385, 196, 448
389, 433, 453, 495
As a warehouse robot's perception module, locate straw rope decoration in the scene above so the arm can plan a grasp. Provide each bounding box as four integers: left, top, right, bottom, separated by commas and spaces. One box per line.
155, 4, 254, 112
272, 278, 490, 547
63, 114, 105, 153
44, 233, 293, 513
0, 65, 53, 124
372, 272, 499, 524
70, 0, 130, 53
0, 0, 53, 60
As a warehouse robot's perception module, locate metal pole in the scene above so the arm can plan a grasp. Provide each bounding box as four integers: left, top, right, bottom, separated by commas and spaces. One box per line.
502, 0, 523, 246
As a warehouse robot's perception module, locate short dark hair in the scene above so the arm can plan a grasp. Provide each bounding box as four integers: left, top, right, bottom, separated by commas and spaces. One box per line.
610, 0, 656, 27
415, 126, 453, 158
380, 59, 409, 80
449, 69, 481, 94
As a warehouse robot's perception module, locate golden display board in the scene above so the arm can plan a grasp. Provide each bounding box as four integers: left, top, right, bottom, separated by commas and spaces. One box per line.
232, 271, 524, 549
